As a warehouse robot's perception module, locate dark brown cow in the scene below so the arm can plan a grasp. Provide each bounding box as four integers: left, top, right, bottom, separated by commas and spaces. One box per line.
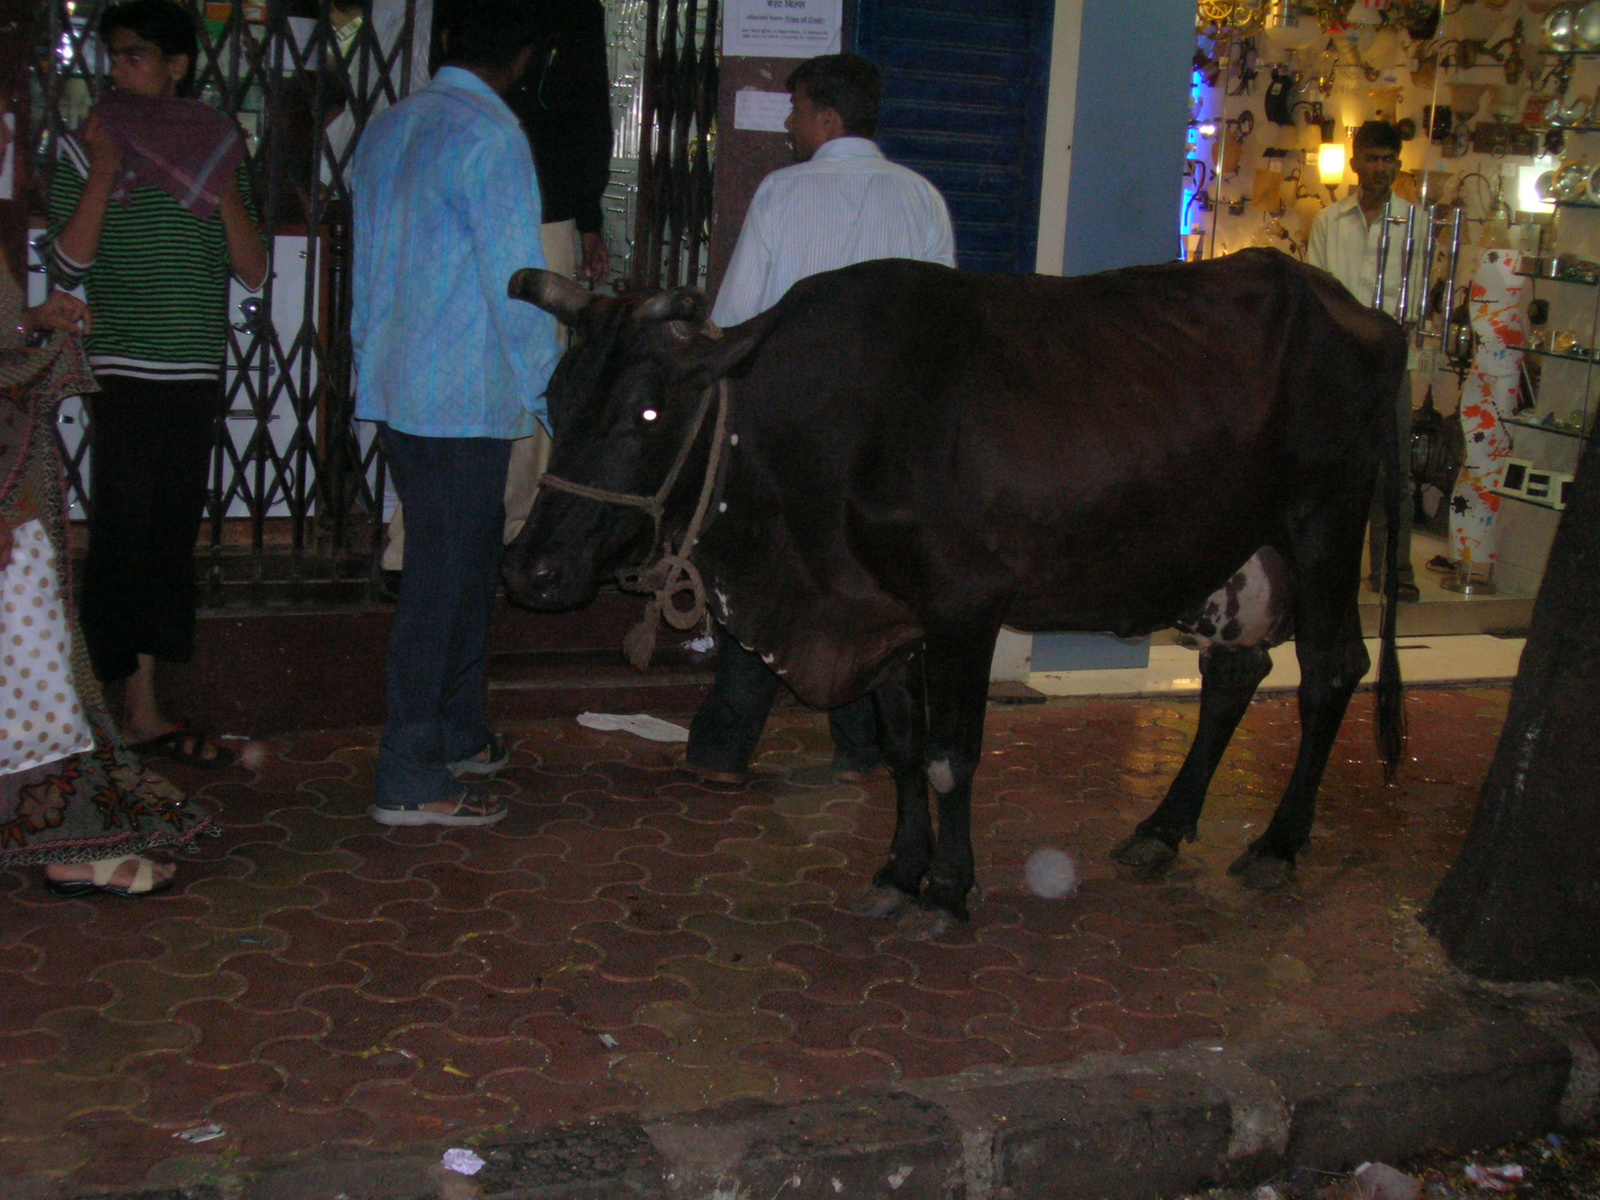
502, 249, 1407, 935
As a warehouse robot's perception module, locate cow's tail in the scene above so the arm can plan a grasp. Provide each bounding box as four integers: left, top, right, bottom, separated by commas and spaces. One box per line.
1375, 336, 1407, 783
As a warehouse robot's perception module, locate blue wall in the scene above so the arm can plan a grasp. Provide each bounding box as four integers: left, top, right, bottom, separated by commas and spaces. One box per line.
1058, 0, 1195, 276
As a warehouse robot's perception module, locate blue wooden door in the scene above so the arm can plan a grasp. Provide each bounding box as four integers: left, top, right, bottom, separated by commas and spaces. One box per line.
853, 0, 1055, 274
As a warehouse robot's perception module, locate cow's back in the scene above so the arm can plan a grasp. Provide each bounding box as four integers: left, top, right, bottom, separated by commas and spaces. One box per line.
709, 249, 1404, 697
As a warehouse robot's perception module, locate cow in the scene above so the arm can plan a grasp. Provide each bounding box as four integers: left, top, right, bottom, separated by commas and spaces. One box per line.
501, 248, 1408, 937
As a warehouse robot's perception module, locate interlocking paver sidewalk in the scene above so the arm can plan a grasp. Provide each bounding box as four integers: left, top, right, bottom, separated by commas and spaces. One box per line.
0, 687, 1524, 1195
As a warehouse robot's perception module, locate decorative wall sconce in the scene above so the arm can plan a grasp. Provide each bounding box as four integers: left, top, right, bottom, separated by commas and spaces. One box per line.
1318, 139, 1347, 196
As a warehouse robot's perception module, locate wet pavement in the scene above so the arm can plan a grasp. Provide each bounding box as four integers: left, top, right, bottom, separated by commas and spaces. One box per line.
0, 687, 1521, 1194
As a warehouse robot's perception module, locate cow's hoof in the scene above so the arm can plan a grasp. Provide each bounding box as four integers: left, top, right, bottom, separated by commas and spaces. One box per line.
1112, 833, 1179, 868
1227, 850, 1294, 890
896, 905, 961, 941
848, 885, 912, 919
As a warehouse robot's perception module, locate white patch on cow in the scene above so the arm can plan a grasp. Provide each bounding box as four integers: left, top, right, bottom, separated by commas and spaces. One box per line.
1175, 546, 1295, 651
927, 758, 954, 793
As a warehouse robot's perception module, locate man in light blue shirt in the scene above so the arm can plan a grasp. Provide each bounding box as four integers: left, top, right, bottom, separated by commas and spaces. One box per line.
352, 0, 556, 827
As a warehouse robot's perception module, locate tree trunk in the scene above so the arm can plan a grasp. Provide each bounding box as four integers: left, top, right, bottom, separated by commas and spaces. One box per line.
1422, 431, 1600, 980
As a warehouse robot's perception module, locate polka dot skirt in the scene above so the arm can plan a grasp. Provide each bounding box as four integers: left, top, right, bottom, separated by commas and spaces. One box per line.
1, 519, 93, 773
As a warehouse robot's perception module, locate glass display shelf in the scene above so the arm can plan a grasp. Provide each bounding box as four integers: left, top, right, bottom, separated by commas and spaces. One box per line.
1517, 267, 1600, 285
1493, 488, 1568, 512
1505, 415, 1590, 439
1522, 345, 1594, 364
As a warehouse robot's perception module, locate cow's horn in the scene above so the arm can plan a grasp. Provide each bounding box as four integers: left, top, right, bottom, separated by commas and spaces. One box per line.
507, 268, 592, 321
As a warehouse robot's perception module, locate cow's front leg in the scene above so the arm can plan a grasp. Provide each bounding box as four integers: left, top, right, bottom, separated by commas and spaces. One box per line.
851, 646, 931, 918
1114, 642, 1273, 869
901, 626, 999, 937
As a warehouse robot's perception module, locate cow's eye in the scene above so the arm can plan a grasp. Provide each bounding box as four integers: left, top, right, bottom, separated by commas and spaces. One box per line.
641, 408, 658, 422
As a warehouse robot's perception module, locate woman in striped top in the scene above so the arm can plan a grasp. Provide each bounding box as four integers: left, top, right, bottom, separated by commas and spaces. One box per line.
46, 0, 266, 766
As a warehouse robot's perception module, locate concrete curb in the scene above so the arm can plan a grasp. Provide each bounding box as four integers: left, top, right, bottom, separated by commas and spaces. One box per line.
52, 993, 1599, 1200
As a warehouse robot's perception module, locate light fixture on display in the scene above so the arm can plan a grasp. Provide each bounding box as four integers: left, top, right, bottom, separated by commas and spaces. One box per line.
1318, 140, 1347, 197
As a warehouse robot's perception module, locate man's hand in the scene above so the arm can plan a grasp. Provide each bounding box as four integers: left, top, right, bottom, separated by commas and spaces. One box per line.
24, 290, 92, 336
578, 231, 612, 285
80, 113, 124, 179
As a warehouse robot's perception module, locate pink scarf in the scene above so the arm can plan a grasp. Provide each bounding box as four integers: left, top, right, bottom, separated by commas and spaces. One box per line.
90, 91, 244, 220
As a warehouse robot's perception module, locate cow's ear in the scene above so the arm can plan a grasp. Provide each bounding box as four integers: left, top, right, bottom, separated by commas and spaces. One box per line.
508, 268, 594, 324
684, 316, 768, 385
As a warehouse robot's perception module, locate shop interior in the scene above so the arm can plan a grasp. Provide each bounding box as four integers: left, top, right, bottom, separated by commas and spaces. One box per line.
1183, 0, 1595, 618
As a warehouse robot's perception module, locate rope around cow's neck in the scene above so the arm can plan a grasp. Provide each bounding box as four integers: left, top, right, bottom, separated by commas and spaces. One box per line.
536, 378, 732, 669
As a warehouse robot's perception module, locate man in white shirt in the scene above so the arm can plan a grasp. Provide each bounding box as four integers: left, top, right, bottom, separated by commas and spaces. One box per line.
1306, 120, 1419, 601
681, 53, 956, 785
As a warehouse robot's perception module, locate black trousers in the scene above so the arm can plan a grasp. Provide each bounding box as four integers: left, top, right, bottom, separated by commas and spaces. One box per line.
79, 376, 219, 683
686, 636, 881, 776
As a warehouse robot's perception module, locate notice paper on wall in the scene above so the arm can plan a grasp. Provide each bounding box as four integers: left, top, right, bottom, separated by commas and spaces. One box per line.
734, 90, 793, 133
723, 0, 841, 58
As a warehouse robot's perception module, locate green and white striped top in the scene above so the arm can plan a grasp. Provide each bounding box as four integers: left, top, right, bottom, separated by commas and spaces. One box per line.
46, 135, 258, 382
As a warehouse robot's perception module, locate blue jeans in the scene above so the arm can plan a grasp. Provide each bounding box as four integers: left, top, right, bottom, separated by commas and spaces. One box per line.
375, 426, 511, 808
687, 636, 881, 776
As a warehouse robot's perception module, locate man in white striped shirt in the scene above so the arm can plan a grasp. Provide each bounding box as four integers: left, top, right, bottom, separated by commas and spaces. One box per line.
681, 53, 956, 786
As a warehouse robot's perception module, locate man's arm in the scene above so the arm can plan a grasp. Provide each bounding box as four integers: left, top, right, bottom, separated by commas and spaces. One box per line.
52, 116, 120, 273
220, 163, 268, 290
569, 0, 614, 282
470, 129, 557, 426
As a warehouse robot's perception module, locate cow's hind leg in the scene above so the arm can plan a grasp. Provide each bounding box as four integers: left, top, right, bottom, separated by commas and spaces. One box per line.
850, 645, 931, 919
1113, 643, 1272, 868
1229, 604, 1367, 888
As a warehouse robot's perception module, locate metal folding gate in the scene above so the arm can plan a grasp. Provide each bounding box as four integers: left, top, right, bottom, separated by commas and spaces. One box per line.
20, 0, 718, 604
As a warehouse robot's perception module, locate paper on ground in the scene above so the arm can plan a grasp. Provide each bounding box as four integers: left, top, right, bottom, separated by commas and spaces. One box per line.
577, 712, 690, 742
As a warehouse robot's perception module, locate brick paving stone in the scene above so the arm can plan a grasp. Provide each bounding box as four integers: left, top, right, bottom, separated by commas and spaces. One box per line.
254, 1035, 417, 1108
301, 868, 434, 922
969, 967, 1121, 1029
387, 1025, 551, 1092
0, 1026, 58, 1067
515, 1010, 668, 1085
965, 1014, 1125, 1066
598, 882, 731, 933
756, 990, 905, 1051
854, 1026, 1010, 1076
267, 908, 405, 963
410, 860, 542, 910
427, 976, 563, 1035
207, 1092, 378, 1158
299, 987, 455, 1055
172, 997, 325, 1066
609, 1050, 778, 1115
344, 942, 487, 1001
340, 831, 466, 881
468, 930, 601, 990
58, 1112, 214, 1188
345, 1079, 516, 1146
739, 1041, 898, 1101
773, 942, 914, 1003
481, 1067, 650, 1130
661, 957, 807, 1012
0, 689, 1521, 1196
222, 949, 364, 1013
123, 1051, 284, 1126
